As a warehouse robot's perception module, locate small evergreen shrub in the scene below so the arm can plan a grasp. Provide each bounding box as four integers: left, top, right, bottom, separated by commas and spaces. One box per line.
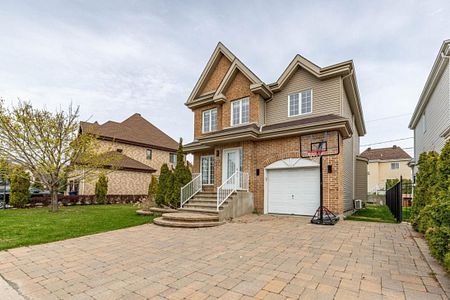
95, 173, 108, 204
169, 138, 192, 208
425, 226, 450, 263
444, 252, 450, 272
9, 167, 30, 208
156, 164, 171, 207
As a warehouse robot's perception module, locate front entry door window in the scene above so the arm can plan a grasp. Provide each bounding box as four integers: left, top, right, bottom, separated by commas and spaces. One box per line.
201, 156, 214, 185
222, 149, 242, 186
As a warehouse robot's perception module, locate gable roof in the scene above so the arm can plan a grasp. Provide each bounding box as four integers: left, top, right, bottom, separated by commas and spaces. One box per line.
360, 146, 411, 161
409, 39, 450, 129
80, 113, 178, 152
185, 42, 366, 135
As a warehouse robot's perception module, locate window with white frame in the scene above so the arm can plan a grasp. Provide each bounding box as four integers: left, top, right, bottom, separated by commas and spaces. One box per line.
169, 153, 177, 165
201, 155, 214, 185
146, 149, 152, 160
231, 97, 249, 126
288, 89, 312, 117
391, 162, 400, 170
202, 108, 217, 133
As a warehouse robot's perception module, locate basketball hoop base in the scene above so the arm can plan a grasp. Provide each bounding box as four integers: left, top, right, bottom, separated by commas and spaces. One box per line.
311, 206, 339, 225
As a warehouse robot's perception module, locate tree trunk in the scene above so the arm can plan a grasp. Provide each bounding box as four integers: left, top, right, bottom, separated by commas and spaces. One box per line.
50, 188, 59, 212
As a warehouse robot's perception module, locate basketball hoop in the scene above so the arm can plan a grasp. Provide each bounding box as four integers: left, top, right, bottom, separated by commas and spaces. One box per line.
305, 144, 340, 226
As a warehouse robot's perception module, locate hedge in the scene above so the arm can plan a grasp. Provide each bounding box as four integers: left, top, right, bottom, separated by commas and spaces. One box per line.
25, 194, 147, 208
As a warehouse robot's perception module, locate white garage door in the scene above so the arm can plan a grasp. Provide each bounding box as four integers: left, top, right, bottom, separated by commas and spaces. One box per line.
267, 167, 320, 216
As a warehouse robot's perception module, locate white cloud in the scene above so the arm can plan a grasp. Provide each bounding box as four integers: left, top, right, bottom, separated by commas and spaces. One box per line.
0, 0, 449, 155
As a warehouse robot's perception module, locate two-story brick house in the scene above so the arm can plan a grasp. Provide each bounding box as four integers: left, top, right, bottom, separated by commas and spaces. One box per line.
183, 43, 366, 216
69, 113, 178, 196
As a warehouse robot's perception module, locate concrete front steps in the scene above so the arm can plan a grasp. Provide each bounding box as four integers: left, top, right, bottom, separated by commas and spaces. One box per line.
153, 212, 225, 228
153, 191, 229, 228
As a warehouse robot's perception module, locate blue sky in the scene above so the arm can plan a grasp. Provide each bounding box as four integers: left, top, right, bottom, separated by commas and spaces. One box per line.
1, 0, 449, 156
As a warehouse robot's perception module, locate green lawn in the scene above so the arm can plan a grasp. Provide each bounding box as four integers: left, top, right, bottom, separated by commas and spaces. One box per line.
402, 207, 411, 221
345, 205, 397, 223
0, 205, 154, 251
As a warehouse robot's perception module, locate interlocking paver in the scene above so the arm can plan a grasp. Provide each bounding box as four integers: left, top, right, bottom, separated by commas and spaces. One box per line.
0, 215, 448, 299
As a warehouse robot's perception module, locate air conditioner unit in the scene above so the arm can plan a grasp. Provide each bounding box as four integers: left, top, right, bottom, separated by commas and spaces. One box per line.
354, 199, 363, 210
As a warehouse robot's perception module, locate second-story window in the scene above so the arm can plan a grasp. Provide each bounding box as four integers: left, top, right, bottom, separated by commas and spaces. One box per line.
391, 162, 400, 170
288, 89, 312, 117
202, 108, 217, 133
231, 97, 249, 126
146, 149, 152, 160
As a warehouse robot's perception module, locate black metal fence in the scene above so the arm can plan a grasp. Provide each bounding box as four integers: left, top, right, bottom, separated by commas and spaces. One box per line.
386, 177, 403, 222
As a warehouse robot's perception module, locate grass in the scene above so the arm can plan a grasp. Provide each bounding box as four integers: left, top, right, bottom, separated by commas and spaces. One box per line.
345, 205, 397, 223
402, 207, 411, 221
0, 205, 154, 251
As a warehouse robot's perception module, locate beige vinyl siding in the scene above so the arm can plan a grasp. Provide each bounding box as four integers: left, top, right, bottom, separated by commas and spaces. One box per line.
266, 67, 341, 125
355, 158, 368, 201
414, 63, 450, 162
341, 87, 357, 211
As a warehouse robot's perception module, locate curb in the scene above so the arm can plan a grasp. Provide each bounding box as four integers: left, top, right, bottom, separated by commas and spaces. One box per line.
0, 274, 25, 300
408, 226, 450, 299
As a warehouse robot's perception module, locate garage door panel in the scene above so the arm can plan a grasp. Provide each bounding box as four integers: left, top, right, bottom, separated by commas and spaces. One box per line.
267, 167, 319, 216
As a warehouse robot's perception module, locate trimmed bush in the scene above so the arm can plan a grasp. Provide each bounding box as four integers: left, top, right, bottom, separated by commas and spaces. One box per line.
9, 167, 30, 208
425, 226, 450, 263
95, 173, 108, 204
156, 164, 171, 207
437, 140, 450, 196
148, 175, 158, 201
169, 138, 192, 208
411, 151, 439, 223
414, 204, 435, 233
444, 252, 450, 272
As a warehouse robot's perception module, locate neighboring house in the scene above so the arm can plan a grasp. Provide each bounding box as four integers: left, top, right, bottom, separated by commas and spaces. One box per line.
409, 40, 450, 176
183, 42, 366, 216
360, 146, 412, 194
69, 113, 178, 196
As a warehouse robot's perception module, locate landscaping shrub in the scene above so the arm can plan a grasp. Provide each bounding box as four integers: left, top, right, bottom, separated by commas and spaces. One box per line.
169, 138, 192, 208
148, 175, 158, 201
411, 151, 439, 224
437, 140, 450, 196
425, 226, 450, 263
156, 164, 171, 207
95, 173, 108, 204
9, 166, 30, 208
444, 252, 450, 272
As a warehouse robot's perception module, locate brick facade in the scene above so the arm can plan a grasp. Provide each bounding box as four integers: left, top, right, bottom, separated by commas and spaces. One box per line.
192, 132, 345, 214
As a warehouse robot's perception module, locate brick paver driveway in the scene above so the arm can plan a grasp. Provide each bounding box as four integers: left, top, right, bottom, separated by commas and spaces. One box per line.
0, 215, 448, 300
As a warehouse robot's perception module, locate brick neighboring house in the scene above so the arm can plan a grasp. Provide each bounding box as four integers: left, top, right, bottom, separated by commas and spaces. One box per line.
360, 146, 412, 194
68, 113, 178, 196
183, 43, 367, 216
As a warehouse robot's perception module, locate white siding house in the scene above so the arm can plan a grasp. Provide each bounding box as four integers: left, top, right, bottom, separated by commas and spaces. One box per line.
409, 40, 450, 176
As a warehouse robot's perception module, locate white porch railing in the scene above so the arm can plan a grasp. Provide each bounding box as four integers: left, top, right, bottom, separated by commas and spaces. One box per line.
180, 173, 202, 208
217, 171, 249, 211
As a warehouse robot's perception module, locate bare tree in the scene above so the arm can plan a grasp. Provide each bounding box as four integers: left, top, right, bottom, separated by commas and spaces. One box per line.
0, 100, 112, 212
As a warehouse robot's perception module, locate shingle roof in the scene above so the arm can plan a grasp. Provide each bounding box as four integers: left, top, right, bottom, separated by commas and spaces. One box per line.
80, 113, 178, 151
360, 146, 411, 161
262, 114, 347, 131
88, 151, 156, 173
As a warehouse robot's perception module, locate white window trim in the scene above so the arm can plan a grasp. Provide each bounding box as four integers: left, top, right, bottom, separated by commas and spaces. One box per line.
146, 149, 152, 160
169, 153, 177, 164
230, 97, 250, 126
390, 162, 400, 170
202, 108, 217, 133
201, 155, 214, 185
288, 89, 313, 117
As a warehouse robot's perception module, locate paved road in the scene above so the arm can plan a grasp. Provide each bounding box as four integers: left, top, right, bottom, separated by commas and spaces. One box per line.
0, 215, 448, 299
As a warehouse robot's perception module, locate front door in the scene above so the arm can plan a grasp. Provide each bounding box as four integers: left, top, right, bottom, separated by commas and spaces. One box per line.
222, 148, 241, 187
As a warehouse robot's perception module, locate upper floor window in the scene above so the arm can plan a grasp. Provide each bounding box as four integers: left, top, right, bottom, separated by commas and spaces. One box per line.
288, 89, 312, 117
202, 108, 217, 133
169, 153, 177, 164
391, 162, 400, 170
231, 97, 249, 126
146, 149, 152, 160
